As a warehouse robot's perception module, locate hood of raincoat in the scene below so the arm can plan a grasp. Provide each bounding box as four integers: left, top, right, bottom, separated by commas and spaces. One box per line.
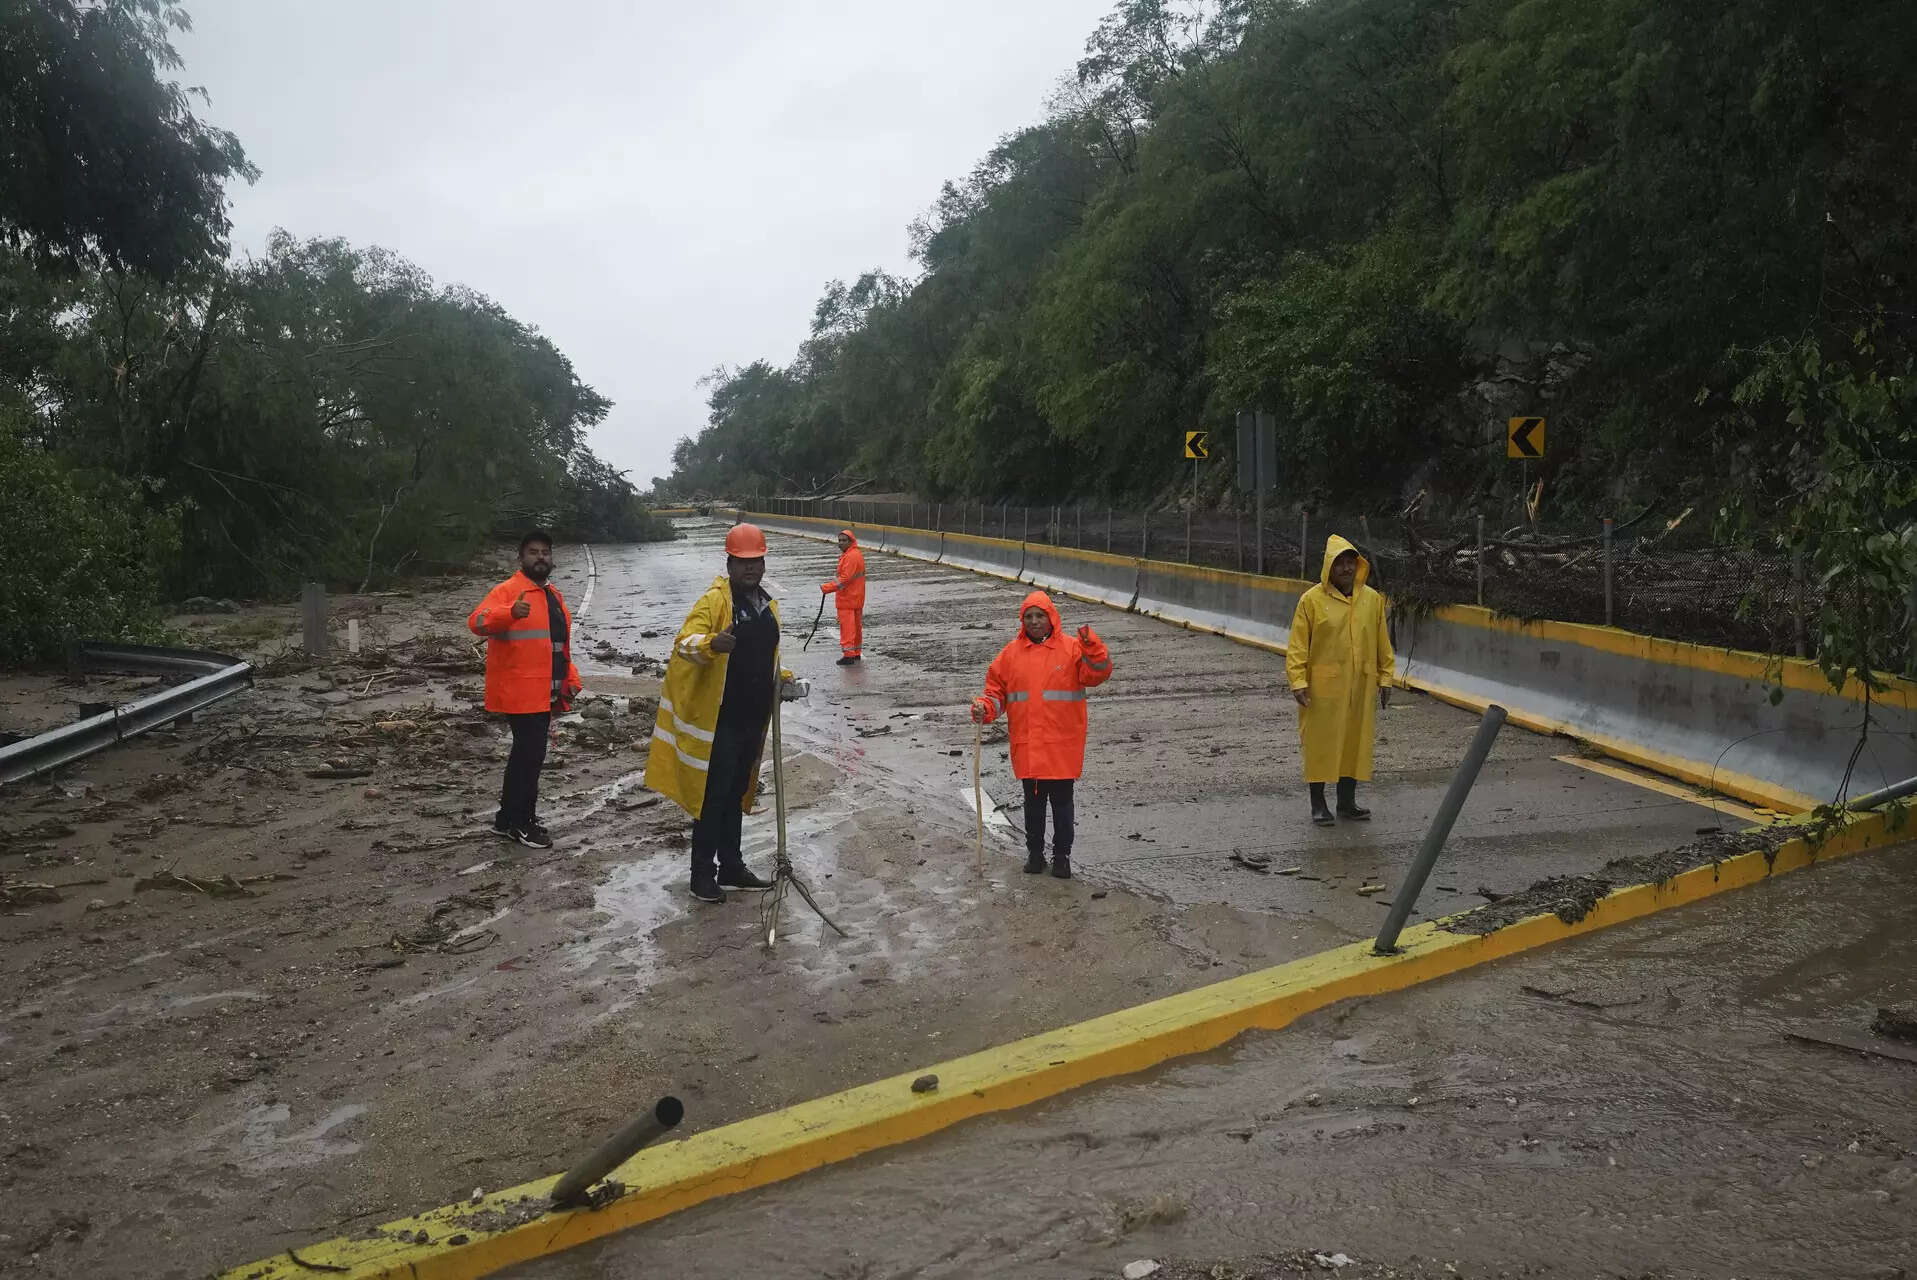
1017, 589, 1063, 642
839, 529, 858, 546
1319, 534, 1370, 599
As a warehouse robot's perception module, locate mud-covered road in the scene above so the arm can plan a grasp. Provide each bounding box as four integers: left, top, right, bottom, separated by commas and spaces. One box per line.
0, 519, 1830, 1277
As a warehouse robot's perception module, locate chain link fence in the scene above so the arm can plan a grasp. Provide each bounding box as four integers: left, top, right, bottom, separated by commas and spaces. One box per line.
745, 495, 1820, 660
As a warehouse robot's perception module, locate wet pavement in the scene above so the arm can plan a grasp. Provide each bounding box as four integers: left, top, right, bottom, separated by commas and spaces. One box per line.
4, 518, 1858, 1279
513, 841, 1917, 1280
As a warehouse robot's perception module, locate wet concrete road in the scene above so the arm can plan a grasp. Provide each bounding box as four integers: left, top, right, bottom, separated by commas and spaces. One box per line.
514, 842, 1917, 1280
598, 519, 1742, 956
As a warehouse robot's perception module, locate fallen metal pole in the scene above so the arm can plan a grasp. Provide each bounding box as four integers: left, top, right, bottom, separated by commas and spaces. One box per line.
549, 1096, 685, 1206
1374, 704, 1508, 955
1847, 773, 1917, 812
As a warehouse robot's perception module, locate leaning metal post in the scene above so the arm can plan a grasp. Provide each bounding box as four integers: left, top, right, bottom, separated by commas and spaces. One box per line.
1374, 704, 1509, 955
549, 1097, 685, 1206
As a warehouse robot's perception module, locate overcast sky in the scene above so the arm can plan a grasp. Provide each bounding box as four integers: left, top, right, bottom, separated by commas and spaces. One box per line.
173, 0, 1117, 486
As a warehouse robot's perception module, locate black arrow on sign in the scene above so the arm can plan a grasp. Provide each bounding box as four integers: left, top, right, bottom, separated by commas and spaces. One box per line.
1509, 417, 1543, 458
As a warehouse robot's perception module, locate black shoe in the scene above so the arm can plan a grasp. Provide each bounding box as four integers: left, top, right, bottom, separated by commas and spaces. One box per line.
836, 655, 861, 666
1311, 804, 1336, 827
1024, 851, 1047, 874
717, 864, 773, 891
688, 878, 726, 904
508, 823, 553, 849
1050, 855, 1072, 880
1337, 804, 1372, 821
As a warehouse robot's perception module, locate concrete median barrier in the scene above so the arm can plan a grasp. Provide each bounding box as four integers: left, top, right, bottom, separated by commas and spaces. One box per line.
940, 531, 1026, 582
1018, 544, 1141, 611
1131, 560, 1305, 654
886, 527, 945, 563
1396, 608, 1917, 813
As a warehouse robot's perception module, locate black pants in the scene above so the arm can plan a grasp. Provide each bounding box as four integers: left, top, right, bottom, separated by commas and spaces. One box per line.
690, 717, 765, 882
497, 712, 550, 830
1021, 778, 1075, 860
1309, 779, 1360, 809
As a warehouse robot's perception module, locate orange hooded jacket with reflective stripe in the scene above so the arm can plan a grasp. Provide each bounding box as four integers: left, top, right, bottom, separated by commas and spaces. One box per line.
468, 572, 583, 715
1286, 534, 1394, 783
975, 590, 1113, 780
821, 531, 866, 609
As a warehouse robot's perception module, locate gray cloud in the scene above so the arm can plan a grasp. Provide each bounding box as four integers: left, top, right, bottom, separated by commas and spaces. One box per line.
175, 0, 1117, 484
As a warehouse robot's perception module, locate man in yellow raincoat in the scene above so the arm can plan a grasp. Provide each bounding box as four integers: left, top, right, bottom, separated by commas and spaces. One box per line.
1286, 534, 1394, 826
644, 523, 796, 903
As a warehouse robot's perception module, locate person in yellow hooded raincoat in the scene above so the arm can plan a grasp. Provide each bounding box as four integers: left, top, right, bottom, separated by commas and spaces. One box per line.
644, 523, 796, 903
1286, 534, 1394, 826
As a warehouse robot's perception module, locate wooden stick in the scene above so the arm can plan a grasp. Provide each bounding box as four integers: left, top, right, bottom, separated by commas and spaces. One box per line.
973, 721, 984, 877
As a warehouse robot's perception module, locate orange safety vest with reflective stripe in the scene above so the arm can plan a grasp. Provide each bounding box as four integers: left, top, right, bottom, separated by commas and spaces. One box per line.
468, 572, 583, 715
975, 590, 1113, 780
821, 532, 866, 609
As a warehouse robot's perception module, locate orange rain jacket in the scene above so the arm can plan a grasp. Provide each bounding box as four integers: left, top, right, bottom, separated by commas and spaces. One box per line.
973, 591, 1113, 780
467, 572, 583, 715
821, 530, 867, 609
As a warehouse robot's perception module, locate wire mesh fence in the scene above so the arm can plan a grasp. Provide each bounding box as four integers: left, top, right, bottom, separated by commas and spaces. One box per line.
744, 495, 1824, 661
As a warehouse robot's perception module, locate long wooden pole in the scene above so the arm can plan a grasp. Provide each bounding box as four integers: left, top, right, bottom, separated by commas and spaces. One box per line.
973, 721, 985, 877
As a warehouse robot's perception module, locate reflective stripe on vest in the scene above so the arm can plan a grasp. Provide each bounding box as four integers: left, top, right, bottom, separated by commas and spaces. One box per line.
1041, 689, 1086, 702
503, 628, 549, 641
1006, 691, 1030, 702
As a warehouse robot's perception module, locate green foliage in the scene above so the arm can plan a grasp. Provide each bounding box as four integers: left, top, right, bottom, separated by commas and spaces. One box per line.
663, 0, 1917, 556
1719, 321, 1917, 690
0, 0, 256, 277
0, 409, 181, 664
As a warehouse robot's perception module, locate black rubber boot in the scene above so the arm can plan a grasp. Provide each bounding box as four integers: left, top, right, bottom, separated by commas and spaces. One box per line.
1050, 854, 1072, 880
1024, 850, 1047, 874
1310, 783, 1335, 827
1336, 777, 1370, 820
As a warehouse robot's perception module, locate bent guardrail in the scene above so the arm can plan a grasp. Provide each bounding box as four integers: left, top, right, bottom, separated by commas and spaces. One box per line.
0, 643, 254, 786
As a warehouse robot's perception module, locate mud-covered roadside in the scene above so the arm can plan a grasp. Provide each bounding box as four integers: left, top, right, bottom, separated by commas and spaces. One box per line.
0, 545, 1264, 1279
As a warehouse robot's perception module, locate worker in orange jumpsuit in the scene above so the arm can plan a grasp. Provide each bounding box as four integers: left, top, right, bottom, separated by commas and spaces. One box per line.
820, 529, 866, 666
968, 591, 1113, 879
467, 529, 583, 849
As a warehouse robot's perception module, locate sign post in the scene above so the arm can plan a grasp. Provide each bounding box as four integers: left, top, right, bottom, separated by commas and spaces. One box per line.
1183, 430, 1208, 564
1236, 411, 1276, 574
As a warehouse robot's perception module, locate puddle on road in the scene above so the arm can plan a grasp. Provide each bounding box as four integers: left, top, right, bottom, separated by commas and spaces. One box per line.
225, 1102, 369, 1170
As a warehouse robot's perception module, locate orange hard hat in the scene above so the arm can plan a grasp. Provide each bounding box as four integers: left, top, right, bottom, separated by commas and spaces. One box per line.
724, 523, 768, 557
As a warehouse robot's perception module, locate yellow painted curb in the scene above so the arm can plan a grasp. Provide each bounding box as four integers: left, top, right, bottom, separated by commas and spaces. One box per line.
220, 809, 1911, 1280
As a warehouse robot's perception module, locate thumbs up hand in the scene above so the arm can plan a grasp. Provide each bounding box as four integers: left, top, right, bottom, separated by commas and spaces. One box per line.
510, 591, 532, 620
710, 623, 737, 655
1077, 624, 1096, 644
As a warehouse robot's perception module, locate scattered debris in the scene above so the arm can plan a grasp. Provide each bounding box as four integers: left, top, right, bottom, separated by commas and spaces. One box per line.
1356, 883, 1385, 895
910, 1074, 939, 1094
1787, 1028, 1917, 1066
1312, 1254, 1352, 1271
1229, 852, 1271, 873
307, 766, 373, 780
1123, 1262, 1162, 1280
136, 869, 293, 897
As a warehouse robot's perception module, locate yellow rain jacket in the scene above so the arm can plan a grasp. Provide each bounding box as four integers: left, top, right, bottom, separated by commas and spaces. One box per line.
644, 575, 793, 819
1286, 534, 1394, 784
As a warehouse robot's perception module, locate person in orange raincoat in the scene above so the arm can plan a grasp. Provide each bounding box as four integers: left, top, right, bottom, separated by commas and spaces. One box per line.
820, 529, 866, 665
467, 529, 583, 849
1287, 534, 1393, 827
968, 591, 1113, 879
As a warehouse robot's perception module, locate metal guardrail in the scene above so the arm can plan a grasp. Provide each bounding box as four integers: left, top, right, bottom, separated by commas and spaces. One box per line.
0, 643, 254, 786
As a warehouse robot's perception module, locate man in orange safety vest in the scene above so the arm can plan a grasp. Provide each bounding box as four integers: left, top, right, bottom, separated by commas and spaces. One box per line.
467, 529, 582, 849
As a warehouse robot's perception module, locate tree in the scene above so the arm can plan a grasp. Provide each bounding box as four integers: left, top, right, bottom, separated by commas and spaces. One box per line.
0, 0, 255, 278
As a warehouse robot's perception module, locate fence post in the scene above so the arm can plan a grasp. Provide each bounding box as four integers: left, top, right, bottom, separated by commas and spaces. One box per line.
1076, 505, 1082, 548
1142, 510, 1150, 559
1476, 514, 1485, 607
1107, 506, 1113, 554
1299, 510, 1309, 580
1235, 509, 1242, 571
1793, 548, 1807, 659
301, 584, 328, 657
1602, 517, 1615, 626
1185, 498, 1193, 564
1023, 506, 1030, 543
1255, 490, 1264, 575
1053, 505, 1060, 546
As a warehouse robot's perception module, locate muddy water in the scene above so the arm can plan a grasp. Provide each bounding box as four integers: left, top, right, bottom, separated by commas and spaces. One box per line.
515, 844, 1917, 1280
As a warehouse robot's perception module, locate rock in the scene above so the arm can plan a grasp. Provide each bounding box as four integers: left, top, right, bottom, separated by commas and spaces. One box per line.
318, 690, 352, 706
300, 677, 337, 693
1312, 1255, 1352, 1271
84, 898, 107, 913
1123, 1263, 1162, 1280
581, 701, 614, 721
363, 787, 384, 800
910, 1074, 939, 1094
